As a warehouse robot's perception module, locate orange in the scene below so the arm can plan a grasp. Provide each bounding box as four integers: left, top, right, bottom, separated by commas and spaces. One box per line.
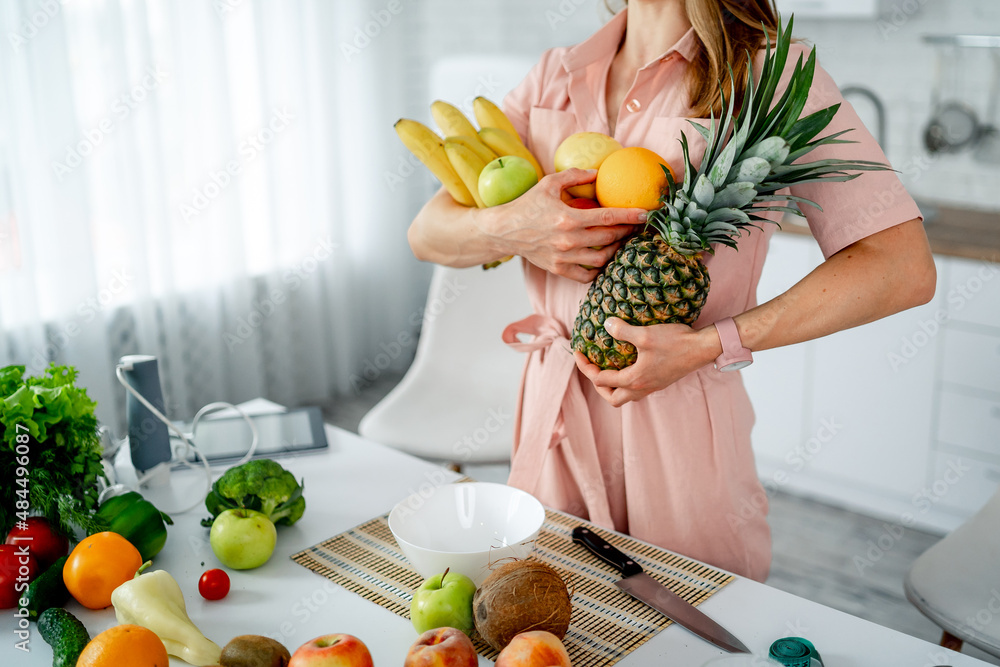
77, 624, 169, 667
595, 146, 674, 210
63, 531, 142, 609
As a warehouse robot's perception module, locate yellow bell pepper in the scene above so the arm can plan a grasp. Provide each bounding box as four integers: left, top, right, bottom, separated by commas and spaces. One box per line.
111, 564, 222, 666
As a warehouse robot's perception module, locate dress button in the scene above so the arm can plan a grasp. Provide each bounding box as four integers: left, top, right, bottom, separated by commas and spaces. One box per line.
626, 98, 642, 113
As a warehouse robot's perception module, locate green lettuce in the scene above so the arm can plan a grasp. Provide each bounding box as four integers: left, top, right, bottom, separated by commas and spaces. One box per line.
1, 364, 106, 537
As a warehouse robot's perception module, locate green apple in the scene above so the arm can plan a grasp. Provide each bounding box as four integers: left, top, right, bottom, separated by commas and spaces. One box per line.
478, 156, 539, 207
410, 568, 477, 636
210, 508, 277, 570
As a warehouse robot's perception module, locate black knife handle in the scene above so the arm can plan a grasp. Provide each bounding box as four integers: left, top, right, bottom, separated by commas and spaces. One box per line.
572, 526, 643, 577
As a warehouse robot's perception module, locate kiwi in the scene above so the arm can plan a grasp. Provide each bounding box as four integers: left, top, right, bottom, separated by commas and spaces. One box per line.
219, 635, 291, 667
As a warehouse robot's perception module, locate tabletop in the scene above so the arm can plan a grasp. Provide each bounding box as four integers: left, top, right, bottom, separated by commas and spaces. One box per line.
1, 411, 987, 666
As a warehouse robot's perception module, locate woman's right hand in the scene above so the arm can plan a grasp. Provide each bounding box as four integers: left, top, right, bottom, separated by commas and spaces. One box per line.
477, 168, 647, 283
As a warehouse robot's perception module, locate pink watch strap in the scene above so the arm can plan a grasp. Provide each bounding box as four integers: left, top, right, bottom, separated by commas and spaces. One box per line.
714, 317, 753, 371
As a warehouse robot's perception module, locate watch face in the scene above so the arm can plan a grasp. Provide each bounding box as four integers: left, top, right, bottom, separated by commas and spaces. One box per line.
719, 359, 752, 372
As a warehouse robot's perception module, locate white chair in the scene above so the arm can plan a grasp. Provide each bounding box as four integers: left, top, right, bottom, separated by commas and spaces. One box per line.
359, 260, 531, 466
904, 485, 1000, 658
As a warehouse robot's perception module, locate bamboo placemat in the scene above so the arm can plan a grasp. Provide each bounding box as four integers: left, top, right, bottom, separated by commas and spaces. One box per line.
291, 508, 735, 666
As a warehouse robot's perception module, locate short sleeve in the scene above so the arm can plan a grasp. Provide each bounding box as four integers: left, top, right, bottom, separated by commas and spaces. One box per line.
771, 44, 923, 258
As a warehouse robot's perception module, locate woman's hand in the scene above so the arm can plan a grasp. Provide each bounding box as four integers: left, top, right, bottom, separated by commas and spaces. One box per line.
477, 168, 646, 283
574, 317, 721, 407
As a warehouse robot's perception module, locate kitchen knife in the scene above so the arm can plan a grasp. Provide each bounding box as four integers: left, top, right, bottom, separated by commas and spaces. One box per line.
572, 525, 751, 654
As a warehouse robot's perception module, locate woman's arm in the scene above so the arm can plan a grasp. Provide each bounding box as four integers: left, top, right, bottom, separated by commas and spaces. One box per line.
575, 218, 936, 406
408, 168, 647, 283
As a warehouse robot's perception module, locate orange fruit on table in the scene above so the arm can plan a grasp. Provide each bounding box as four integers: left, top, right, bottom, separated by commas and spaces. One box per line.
77, 624, 169, 667
63, 531, 142, 610
595, 145, 674, 210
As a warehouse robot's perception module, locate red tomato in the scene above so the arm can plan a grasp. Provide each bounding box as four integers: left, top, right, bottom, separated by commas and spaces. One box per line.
0, 544, 39, 609
198, 569, 230, 600
5, 517, 69, 569
566, 197, 600, 209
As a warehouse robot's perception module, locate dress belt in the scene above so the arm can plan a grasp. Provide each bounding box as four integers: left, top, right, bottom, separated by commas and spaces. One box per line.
502, 313, 614, 529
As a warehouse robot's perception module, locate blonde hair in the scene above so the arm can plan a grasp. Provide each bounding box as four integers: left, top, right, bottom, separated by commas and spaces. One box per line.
605, 1, 780, 118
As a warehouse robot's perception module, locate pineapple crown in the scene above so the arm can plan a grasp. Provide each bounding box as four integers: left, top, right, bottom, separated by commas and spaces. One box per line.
647, 15, 893, 256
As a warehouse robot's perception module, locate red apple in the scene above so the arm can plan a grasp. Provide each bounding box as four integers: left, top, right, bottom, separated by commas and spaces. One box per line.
288, 634, 373, 667
566, 197, 600, 209
495, 630, 571, 667
404, 627, 477, 667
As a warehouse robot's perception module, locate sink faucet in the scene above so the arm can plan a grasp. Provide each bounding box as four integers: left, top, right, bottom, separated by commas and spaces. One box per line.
840, 85, 887, 153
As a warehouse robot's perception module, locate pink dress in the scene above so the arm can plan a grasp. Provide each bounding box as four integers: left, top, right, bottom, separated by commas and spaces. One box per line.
500, 10, 922, 581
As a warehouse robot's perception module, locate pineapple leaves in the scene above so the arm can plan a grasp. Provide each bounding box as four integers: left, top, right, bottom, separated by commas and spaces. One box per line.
709, 182, 756, 210
648, 12, 892, 257
693, 174, 716, 208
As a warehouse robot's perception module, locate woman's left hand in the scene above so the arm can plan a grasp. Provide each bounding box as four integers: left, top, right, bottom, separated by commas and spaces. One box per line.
573, 317, 720, 407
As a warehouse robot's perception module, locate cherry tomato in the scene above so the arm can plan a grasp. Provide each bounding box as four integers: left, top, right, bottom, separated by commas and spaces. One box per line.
5, 517, 69, 569
0, 544, 40, 609
198, 568, 230, 600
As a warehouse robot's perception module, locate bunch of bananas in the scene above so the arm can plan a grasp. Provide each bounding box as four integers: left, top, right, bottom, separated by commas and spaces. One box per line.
395, 97, 545, 268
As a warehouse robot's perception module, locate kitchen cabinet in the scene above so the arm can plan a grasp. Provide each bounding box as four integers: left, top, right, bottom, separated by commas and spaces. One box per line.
745, 233, 1000, 533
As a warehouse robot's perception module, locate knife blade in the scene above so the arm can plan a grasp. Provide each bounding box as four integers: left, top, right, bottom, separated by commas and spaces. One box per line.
572, 525, 750, 654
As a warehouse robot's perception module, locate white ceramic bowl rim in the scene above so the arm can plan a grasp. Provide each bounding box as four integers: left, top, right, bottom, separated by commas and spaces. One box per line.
387, 482, 545, 555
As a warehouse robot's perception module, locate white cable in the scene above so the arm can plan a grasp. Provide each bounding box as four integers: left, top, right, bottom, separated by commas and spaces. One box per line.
115, 364, 212, 514
190, 401, 259, 467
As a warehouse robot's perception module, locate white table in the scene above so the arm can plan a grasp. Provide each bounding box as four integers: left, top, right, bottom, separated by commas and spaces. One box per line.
1, 419, 988, 666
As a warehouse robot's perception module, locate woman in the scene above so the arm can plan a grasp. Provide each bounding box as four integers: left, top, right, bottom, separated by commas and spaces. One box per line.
407, 0, 935, 581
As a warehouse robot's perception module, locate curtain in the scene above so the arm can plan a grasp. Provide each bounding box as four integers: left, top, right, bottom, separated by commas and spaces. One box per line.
0, 0, 432, 433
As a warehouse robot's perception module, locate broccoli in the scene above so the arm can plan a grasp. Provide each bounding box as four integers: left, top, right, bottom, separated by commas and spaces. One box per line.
200, 459, 306, 527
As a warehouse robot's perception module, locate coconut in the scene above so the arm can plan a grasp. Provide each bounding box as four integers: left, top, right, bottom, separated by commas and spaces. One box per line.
472, 559, 573, 652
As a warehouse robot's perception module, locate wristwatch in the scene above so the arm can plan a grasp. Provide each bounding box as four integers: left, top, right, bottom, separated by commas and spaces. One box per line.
714, 317, 753, 372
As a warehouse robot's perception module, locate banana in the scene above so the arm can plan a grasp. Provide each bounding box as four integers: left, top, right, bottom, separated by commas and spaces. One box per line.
394, 119, 476, 207
430, 100, 479, 139
444, 140, 488, 209
446, 135, 498, 164
478, 127, 545, 182
472, 96, 522, 141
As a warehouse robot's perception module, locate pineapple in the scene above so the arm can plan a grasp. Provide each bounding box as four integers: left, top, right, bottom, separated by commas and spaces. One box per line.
572, 17, 892, 370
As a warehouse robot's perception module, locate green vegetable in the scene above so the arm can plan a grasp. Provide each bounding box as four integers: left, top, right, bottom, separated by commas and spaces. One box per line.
0, 364, 106, 537
200, 459, 305, 528
92, 491, 173, 561
20, 555, 71, 621
38, 607, 90, 667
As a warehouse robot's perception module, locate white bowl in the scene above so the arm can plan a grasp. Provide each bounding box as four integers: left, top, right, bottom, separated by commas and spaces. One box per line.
388, 482, 545, 586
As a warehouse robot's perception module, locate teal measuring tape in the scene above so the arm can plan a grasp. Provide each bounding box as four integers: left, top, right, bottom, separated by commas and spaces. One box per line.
769, 637, 823, 667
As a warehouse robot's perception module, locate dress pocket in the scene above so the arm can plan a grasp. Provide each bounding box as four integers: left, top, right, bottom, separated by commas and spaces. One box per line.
646, 116, 710, 179
527, 107, 579, 176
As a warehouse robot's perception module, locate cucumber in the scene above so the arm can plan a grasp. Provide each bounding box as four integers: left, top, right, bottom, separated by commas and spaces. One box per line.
20, 555, 70, 621
37, 608, 90, 667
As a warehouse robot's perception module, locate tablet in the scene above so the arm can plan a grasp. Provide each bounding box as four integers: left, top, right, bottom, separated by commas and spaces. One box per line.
173, 406, 328, 464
